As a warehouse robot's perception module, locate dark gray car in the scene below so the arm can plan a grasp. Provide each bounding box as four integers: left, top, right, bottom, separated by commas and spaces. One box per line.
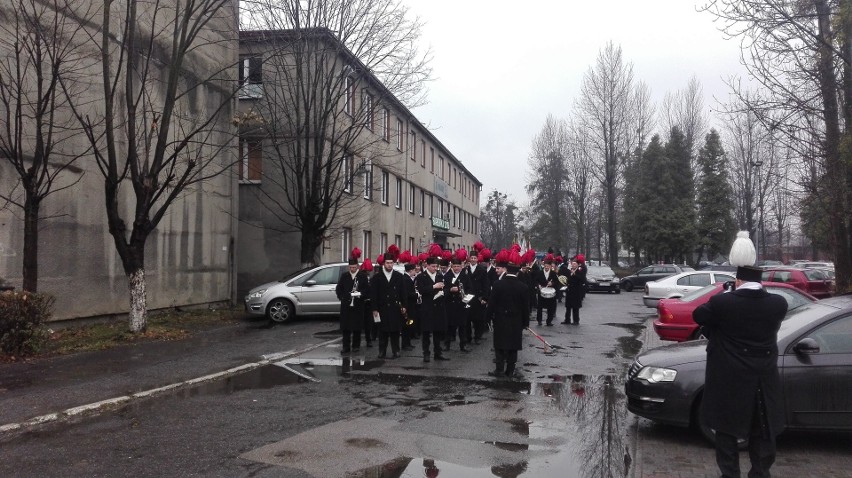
619, 264, 694, 292
626, 295, 852, 444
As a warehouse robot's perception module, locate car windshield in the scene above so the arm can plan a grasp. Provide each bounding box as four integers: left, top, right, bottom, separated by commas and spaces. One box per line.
678, 284, 719, 302
778, 301, 840, 339
680, 266, 695, 272
803, 269, 828, 280
588, 266, 614, 276
279, 266, 314, 283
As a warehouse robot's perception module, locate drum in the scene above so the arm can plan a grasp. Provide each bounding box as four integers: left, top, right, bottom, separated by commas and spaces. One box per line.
540, 287, 556, 299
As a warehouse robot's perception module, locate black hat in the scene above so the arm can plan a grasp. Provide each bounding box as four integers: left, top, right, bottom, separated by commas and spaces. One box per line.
404, 263, 416, 271
736, 265, 763, 282
425, 256, 439, 265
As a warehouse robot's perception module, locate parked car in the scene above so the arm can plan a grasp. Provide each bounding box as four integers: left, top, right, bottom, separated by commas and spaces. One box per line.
627, 295, 852, 444
756, 259, 784, 267
697, 264, 737, 273
585, 265, 621, 293
654, 282, 817, 342
791, 261, 834, 270
642, 271, 736, 308
619, 264, 694, 292
762, 266, 834, 299
244, 263, 350, 323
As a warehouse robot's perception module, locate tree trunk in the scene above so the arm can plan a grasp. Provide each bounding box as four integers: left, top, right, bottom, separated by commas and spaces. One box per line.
22, 195, 39, 292
301, 229, 323, 267
127, 267, 147, 333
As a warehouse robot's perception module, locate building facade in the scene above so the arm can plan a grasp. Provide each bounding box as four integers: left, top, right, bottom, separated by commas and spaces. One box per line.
0, 1, 239, 321
236, 29, 482, 297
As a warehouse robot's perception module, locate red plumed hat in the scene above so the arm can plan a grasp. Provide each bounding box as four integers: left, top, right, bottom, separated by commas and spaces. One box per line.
480, 248, 492, 261
387, 244, 400, 261
543, 253, 554, 264
511, 243, 521, 253
575, 253, 585, 263
376, 253, 385, 264
428, 243, 443, 258
361, 258, 373, 271
473, 241, 484, 252
441, 250, 452, 261
508, 250, 523, 269
348, 247, 362, 265
454, 248, 468, 262
418, 252, 429, 263
494, 249, 510, 267
522, 249, 536, 266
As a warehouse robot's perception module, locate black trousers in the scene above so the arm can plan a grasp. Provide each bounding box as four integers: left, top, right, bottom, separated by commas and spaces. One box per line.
715, 391, 776, 478
421, 331, 445, 357
494, 348, 518, 373
537, 297, 556, 324
341, 329, 362, 351
565, 306, 580, 324
378, 331, 400, 355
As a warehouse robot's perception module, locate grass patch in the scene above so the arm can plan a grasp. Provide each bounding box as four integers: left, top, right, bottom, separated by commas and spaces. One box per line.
39, 308, 244, 358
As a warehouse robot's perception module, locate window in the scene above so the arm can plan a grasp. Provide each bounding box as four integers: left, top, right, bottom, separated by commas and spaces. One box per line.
420, 190, 425, 217
380, 170, 389, 204
439, 156, 445, 180
394, 235, 402, 248
428, 193, 434, 217
380, 233, 388, 253
342, 228, 352, 262
410, 131, 416, 161
808, 316, 852, 353
381, 108, 390, 140
430, 148, 435, 172
421, 140, 426, 168
238, 57, 262, 98
363, 159, 372, 199
363, 92, 373, 130
438, 199, 444, 219
344, 76, 354, 115
396, 118, 404, 150
238, 138, 262, 182
363, 230, 372, 257
409, 183, 415, 213
343, 154, 353, 193
408, 237, 415, 252
395, 177, 402, 208
678, 274, 711, 287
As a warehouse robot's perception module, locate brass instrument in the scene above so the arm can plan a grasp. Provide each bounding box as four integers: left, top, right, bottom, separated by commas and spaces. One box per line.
349, 275, 361, 307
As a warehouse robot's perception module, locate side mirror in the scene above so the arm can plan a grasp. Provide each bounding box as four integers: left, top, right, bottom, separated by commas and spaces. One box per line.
304, 280, 317, 287
793, 337, 820, 354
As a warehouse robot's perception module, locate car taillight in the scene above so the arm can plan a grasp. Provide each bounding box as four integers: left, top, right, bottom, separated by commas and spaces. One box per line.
657, 303, 673, 322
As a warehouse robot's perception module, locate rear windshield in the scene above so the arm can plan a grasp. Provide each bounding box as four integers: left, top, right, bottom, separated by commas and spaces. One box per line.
804, 269, 828, 280
679, 284, 718, 302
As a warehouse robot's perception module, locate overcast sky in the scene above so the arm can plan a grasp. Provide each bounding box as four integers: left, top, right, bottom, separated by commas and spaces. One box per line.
405, 0, 749, 205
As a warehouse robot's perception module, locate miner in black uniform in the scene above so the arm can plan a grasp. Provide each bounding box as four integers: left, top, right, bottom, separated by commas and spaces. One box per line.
485, 249, 530, 378
401, 261, 420, 351
462, 250, 490, 345
335, 249, 370, 354
369, 250, 408, 359
535, 254, 559, 326
693, 231, 788, 478
415, 256, 450, 362
443, 252, 472, 352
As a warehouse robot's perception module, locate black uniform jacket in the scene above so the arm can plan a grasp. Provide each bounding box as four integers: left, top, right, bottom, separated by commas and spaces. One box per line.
693, 286, 788, 438
403, 273, 420, 323
462, 264, 490, 301
335, 270, 370, 330
485, 274, 530, 351
369, 269, 408, 332
415, 271, 448, 333
564, 268, 586, 308
536, 269, 559, 300
444, 270, 471, 326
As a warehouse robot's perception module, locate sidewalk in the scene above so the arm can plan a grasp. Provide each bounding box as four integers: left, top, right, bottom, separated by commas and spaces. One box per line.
0, 320, 339, 435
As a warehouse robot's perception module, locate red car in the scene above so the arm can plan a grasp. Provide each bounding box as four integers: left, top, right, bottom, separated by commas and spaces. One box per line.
761, 266, 834, 298
653, 282, 817, 342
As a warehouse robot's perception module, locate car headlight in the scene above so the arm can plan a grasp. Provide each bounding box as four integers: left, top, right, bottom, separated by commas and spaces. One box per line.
588, 277, 598, 283
248, 289, 267, 299
612, 277, 620, 283
636, 366, 677, 383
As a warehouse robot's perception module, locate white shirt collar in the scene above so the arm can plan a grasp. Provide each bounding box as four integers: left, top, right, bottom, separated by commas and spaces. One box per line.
736, 281, 763, 290
383, 269, 393, 281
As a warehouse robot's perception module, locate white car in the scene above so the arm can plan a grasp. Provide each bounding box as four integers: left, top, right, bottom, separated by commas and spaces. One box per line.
642, 270, 736, 308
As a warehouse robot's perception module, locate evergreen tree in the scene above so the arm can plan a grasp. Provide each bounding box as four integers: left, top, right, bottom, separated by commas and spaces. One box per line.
696, 129, 737, 261
664, 127, 698, 263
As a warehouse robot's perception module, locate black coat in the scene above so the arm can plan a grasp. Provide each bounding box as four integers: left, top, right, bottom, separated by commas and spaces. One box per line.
564, 267, 586, 308
444, 270, 471, 328
462, 264, 489, 319
369, 269, 408, 332
415, 271, 448, 333
403, 272, 420, 326
693, 287, 788, 438
335, 271, 370, 330
485, 274, 530, 351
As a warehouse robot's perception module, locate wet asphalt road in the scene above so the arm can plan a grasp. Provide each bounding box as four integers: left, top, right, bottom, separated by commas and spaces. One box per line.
1, 292, 850, 477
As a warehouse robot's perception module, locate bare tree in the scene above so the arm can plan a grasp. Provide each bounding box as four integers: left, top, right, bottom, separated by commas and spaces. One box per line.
65, 0, 238, 332
525, 115, 570, 251
239, 0, 432, 266
480, 190, 517, 250
660, 76, 708, 160
702, 0, 852, 290
577, 42, 636, 264
0, 0, 94, 292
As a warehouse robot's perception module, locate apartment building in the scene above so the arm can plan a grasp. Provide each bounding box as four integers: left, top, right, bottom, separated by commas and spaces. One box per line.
236, 29, 482, 296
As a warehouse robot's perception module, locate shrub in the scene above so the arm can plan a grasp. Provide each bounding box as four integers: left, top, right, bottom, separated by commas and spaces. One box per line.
0, 291, 54, 358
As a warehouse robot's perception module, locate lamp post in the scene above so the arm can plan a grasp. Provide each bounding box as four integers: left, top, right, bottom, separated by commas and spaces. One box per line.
752, 158, 764, 264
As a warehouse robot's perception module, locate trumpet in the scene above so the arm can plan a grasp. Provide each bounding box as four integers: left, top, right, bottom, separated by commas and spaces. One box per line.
349, 278, 360, 307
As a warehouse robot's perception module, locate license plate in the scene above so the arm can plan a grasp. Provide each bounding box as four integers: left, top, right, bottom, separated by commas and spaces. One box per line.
599, 282, 610, 286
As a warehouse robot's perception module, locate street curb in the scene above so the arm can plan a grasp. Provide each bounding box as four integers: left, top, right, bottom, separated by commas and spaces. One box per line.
0, 337, 341, 438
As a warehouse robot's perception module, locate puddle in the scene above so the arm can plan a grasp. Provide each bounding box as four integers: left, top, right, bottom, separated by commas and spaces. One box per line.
349, 457, 529, 478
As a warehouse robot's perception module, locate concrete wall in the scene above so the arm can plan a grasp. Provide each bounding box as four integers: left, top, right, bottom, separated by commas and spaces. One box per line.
0, 0, 240, 322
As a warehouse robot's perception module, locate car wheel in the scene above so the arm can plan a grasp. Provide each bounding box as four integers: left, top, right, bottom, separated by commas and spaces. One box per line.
694, 394, 748, 450
266, 298, 295, 323
622, 281, 634, 292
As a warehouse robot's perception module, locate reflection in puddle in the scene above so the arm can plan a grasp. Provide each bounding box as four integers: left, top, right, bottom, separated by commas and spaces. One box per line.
349, 457, 529, 478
